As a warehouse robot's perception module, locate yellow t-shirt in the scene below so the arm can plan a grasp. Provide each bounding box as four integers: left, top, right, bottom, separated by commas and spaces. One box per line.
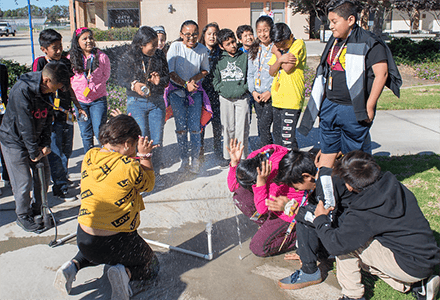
78, 148, 155, 232
268, 39, 307, 109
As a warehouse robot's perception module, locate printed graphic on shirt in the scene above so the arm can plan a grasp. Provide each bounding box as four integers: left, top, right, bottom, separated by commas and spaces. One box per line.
220, 62, 244, 81
114, 188, 135, 207
100, 164, 111, 175
81, 170, 88, 179
327, 45, 347, 71
111, 211, 131, 228
86, 158, 92, 165
121, 157, 131, 164
135, 169, 143, 185
78, 208, 91, 217
117, 179, 129, 188
129, 212, 139, 230
81, 189, 93, 199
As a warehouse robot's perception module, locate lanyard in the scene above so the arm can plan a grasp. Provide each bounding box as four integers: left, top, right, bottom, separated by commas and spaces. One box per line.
329, 39, 347, 71
83, 54, 95, 82
256, 44, 271, 79
142, 57, 152, 82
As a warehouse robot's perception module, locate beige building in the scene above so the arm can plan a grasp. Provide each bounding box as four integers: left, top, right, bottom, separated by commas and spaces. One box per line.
70, 0, 309, 40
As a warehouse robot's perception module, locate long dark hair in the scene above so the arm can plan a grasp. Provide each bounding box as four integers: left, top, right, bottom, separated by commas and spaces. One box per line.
249, 15, 274, 61
70, 28, 99, 73
199, 22, 219, 51
129, 26, 158, 59
99, 114, 141, 146
236, 150, 273, 192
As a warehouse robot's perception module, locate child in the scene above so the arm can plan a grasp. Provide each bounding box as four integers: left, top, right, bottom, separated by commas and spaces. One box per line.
33, 29, 86, 201
247, 15, 275, 148
118, 26, 170, 187
69, 27, 111, 154
166, 20, 210, 174
0, 62, 9, 195
0, 61, 71, 232
298, 0, 402, 168
236, 25, 254, 54
212, 29, 249, 159
227, 139, 305, 257
268, 23, 306, 151
314, 151, 440, 300
199, 22, 224, 161
152, 25, 167, 52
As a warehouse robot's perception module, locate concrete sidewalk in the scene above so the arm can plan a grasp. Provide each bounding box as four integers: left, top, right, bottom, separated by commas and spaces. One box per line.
0, 109, 439, 300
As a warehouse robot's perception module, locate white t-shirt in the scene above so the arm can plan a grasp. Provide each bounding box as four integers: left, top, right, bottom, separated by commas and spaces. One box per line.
167, 41, 210, 83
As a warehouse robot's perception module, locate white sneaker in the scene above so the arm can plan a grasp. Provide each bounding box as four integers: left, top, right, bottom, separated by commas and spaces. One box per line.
107, 264, 132, 300
426, 275, 440, 300
190, 158, 201, 174
53, 260, 77, 294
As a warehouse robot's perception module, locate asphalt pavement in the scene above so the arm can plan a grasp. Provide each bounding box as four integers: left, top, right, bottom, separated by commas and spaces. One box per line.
0, 108, 439, 300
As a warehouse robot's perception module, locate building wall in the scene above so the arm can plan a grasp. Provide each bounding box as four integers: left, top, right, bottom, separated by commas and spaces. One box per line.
286, 6, 308, 40
140, 0, 198, 41
198, 0, 250, 32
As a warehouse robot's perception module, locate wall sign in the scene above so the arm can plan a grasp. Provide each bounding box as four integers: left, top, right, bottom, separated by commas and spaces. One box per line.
108, 9, 139, 28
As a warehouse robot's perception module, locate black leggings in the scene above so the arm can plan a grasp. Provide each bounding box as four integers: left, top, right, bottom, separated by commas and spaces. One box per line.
73, 225, 158, 281
273, 107, 301, 151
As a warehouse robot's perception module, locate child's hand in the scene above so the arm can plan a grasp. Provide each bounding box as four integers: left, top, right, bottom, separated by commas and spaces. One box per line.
148, 72, 161, 85
256, 160, 272, 186
260, 91, 271, 103
252, 91, 261, 103
137, 136, 158, 155
266, 195, 289, 211
78, 109, 88, 119
314, 200, 334, 217
134, 82, 146, 97
41, 146, 51, 157
365, 106, 375, 123
186, 80, 198, 92
284, 252, 301, 261
271, 44, 279, 54
110, 108, 130, 117
280, 52, 297, 65
226, 138, 243, 167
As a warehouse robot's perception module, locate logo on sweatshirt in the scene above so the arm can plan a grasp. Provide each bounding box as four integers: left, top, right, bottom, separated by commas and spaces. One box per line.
32, 108, 48, 119
220, 62, 244, 81
111, 211, 131, 228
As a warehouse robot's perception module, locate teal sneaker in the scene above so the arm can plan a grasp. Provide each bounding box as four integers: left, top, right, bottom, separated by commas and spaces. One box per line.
278, 269, 322, 290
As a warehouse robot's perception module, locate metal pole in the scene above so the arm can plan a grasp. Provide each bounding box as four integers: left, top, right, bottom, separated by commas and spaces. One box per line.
27, 0, 35, 62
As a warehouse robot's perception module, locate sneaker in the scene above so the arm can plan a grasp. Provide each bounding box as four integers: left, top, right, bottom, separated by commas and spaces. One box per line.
16, 214, 43, 232
338, 297, 366, 300
54, 260, 78, 294
107, 264, 132, 300
178, 159, 189, 173
54, 189, 78, 201
154, 174, 166, 188
412, 275, 440, 300
278, 269, 322, 290
190, 158, 201, 174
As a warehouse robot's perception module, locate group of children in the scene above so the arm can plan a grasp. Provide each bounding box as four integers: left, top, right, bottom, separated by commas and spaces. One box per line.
0, 0, 439, 298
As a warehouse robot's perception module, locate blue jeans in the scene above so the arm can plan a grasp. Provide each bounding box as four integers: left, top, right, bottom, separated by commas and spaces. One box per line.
127, 95, 165, 173
76, 97, 107, 154
47, 120, 74, 192
168, 90, 202, 160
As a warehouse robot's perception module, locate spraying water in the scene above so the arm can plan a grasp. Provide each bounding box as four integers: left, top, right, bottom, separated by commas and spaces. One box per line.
232, 199, 243, 260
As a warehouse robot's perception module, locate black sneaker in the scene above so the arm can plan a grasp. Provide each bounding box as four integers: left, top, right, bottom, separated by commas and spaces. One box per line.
54, 189, 78, 201
16, 214, 43, 232
338, 296, 366, 300
412, 275, 440, 300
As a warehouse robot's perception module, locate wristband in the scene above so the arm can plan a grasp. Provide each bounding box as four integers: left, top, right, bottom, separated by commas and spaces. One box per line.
131, 80, 139, 91
136, 152, 152, 160
183, 81, 188, 89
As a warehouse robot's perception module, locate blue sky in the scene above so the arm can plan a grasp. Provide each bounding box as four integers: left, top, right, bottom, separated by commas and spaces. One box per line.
1, 0, 69, 10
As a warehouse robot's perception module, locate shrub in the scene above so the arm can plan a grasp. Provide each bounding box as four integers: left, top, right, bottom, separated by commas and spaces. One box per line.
388, 37, 440, 65
107, 83, 127, 115
91, 27, 137, 41
0, 59, 31, 90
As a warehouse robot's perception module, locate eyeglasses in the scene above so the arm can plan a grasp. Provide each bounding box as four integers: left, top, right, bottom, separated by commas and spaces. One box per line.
181, 32, 199, 39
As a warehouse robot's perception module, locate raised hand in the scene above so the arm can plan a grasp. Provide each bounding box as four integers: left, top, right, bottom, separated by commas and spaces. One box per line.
226, 138, 244, 167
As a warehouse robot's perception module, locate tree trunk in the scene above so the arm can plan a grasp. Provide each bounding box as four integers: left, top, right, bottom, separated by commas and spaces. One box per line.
310, 9, 316, 39
373, 5, 385, 36
360, 6, 369, 30
412, 9, 420, 32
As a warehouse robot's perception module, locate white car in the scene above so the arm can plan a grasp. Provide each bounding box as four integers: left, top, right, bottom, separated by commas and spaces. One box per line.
0, 22, 17, 37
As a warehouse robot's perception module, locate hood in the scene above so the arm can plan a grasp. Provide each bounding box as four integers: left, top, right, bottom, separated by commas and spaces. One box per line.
18, 72, 43, 97
220, 49, 243, 59
86, 149, 125, 182
349, 171, 405, 218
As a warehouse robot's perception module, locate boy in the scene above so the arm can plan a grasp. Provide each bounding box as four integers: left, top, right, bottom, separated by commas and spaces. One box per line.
0, 61, 71, 232
314, 151, 440, 300
268, 23, 306, 151
298, 0, 401, 168
236, 25, 254, 54
212, 29, 249, 159
33, 29, 85, 201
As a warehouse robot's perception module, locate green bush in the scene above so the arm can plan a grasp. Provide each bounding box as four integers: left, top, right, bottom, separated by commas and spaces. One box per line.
388, 37, 440, 65
0, 59, 31, 91
91, 27, 137, 41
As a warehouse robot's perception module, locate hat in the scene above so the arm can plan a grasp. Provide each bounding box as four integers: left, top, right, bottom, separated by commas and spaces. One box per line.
153, 26, 166, 35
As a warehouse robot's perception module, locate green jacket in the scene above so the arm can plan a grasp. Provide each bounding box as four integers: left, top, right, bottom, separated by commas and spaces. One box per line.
212, 50, 248, 99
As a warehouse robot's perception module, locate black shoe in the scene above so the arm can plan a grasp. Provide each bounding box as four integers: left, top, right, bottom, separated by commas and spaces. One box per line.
412, 275, 440, 300
16, 214, 43, 232
338, 296, 366, 300
54, 189, 78, 201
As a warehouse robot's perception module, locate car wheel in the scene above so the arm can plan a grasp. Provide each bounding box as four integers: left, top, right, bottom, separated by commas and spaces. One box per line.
12, 32, 15, 36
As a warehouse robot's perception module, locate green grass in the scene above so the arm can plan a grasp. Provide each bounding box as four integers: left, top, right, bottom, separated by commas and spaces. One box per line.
377, 86, 440, 110
360, 154, 440, 300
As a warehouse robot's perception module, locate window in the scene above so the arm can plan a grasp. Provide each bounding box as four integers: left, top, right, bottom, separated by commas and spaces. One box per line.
250, 2, 286, 31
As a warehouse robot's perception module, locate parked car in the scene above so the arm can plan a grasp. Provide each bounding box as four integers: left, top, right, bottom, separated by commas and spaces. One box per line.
0, 22, 17, 37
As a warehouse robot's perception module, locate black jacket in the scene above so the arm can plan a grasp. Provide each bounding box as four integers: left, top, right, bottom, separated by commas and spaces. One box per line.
118, 49, 169, 99
314, 171, 440, 278
0, 72, 53, 160
0, 63, 7, 105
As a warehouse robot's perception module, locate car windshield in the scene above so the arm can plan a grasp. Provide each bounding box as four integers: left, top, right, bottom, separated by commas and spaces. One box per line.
0, 23, 7, 26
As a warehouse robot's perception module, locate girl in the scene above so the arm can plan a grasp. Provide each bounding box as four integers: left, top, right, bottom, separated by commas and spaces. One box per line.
54, 115, 159, 300
199, 22, 224, 161
268, 23, 307, 151
227, 139, 306, 257
69, 27, 111, 153
248, 15, 275, 148
118, 26, 170, 187
166, 20, 210, 174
